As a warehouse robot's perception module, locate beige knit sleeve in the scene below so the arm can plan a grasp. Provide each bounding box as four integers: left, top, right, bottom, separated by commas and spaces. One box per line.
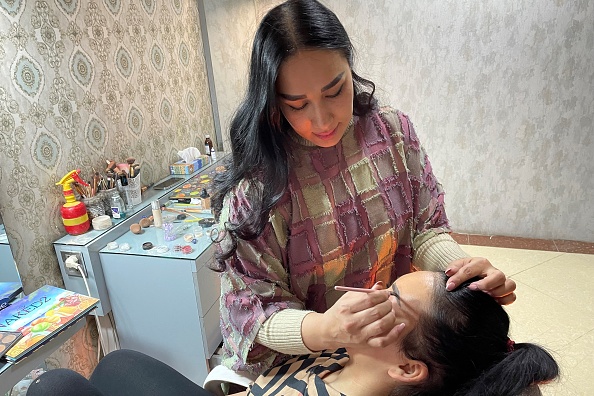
413, 233, 470, 271
255, 309, 315, 355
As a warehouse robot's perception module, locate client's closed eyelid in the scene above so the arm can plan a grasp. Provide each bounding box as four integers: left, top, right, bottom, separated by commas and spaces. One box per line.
391, 283, 402, 307
288, 102, 307, 111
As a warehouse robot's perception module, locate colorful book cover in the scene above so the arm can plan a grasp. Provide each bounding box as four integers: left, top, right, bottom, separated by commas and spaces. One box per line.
0, 282, 23, 311
0, 330, 23, 360
0, 285, 98, 361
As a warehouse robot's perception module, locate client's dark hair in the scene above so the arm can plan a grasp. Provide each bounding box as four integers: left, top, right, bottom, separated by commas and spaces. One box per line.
393, 273, 559, 396
210, 0, 376, 270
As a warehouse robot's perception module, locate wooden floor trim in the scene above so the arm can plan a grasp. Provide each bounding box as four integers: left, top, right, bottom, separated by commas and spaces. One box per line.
450, 233, 594, 255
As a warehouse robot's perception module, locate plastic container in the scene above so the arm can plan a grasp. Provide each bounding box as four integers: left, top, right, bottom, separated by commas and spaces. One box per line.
125, 175, 142, 207
92, 215, 112, 231
56, 170, 90, 235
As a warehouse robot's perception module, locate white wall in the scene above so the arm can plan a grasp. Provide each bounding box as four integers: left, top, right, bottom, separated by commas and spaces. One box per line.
204, 0, 594, 242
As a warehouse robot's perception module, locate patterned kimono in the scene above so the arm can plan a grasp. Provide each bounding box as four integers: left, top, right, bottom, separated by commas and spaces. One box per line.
217, 106, 455, 374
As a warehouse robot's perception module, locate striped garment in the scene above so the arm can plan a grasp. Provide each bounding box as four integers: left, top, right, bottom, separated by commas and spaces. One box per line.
218, 106, 462, 374
247, 349, 349, 396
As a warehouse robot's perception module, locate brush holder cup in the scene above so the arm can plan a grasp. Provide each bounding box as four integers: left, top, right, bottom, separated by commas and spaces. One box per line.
82, 196, 106, 225
125, 176, 142, 206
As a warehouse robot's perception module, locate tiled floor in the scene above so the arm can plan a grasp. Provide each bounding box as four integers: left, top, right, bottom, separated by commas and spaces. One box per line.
460, 244, 594, 396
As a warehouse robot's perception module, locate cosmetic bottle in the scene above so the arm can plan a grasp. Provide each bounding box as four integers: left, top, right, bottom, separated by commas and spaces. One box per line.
110, 194, 125, 219
56, 169, 90, 235
204, 135, 213, 156
200, 188, 211, 209
152, 200, 163, 228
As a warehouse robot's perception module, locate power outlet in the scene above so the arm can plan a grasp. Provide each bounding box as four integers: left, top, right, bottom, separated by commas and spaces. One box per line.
60, 251, 88, 278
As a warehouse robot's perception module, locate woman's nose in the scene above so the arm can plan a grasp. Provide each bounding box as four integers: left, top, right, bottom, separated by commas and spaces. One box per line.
310, 103, 333, 131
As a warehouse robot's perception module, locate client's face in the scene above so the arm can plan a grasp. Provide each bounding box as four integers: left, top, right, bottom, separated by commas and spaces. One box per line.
388, 271, 435, 341
356, 271, 435, 366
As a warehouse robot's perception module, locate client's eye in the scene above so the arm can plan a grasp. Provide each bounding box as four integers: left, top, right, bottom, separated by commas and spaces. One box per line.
391, 284, 402, 307
288, 102, 307, 111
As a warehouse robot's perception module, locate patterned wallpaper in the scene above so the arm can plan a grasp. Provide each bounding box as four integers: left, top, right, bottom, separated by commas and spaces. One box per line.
204, 0, 593, 242
0, 0, 214, 375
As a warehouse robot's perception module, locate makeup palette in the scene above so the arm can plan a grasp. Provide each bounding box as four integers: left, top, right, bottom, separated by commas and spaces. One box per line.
0, 331, 23, 359
169, 174, 212, 203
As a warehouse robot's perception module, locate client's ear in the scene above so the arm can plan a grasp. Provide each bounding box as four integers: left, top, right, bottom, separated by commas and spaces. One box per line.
388, 361, 428, 384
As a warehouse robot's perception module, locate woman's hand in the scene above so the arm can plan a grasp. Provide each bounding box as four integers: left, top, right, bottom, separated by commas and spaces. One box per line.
301, 282, 405, 352
445, 257, 517, 305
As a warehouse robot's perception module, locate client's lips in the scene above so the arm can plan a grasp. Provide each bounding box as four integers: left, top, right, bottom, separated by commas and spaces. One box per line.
315, 126, 338, 140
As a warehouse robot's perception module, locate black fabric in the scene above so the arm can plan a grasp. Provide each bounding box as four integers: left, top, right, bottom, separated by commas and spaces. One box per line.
27, 368, 105, 396
27, 349, 213, 396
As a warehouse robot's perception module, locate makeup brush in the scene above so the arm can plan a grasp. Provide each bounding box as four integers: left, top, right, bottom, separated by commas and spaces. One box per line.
161, 206, 202, 221
334, 285, 399, 297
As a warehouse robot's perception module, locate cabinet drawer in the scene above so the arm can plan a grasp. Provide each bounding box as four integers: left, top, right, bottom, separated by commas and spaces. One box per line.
202, 301, 222, 358
195, 244, 215, 270
193, 256, 221, 317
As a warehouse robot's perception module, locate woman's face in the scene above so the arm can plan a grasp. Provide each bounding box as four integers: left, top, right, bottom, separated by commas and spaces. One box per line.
389, 271, 435, 339
276, 49, 354, 148
351, 271, 435, 367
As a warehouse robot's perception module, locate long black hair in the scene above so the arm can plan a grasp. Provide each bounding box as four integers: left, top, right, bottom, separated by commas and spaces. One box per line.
393, 273, 559, 396
211, 0, 376, 268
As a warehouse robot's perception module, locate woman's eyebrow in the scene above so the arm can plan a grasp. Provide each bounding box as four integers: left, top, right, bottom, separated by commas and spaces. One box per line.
278, 92, 306, 101
321, 72, 344, 92
278, 72, 345, 101
391, 283, 402, 307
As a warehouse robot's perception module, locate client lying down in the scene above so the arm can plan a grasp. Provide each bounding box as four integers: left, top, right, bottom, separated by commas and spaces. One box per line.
27, 271, 558, 396
240, 271, 558, 396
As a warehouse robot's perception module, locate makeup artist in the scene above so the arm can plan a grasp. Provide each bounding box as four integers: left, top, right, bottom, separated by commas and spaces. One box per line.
211, 0, 516, 377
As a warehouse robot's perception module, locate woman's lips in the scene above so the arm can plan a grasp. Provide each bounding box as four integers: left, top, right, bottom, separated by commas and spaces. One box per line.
315, 126, 338, 140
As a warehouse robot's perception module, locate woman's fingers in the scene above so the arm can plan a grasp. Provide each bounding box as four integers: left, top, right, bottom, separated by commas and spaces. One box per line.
481, 277, 517, 305
495, 292, 517, 306
337, 303, 402, 347
334, 288, 391, 313
336, 291, 393, 330
325, 286, 400, 347
445, 257, 517, 305
367, 322, 406, 348
445, 257, 493, 289
466, 268, 507, 292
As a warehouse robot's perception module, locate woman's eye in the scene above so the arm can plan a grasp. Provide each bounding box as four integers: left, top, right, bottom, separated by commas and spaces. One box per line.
326, 84, 344, 98
289, 103, 307, 111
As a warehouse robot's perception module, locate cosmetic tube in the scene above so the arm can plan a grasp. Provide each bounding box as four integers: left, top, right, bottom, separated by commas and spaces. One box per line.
152, 200, 163, 228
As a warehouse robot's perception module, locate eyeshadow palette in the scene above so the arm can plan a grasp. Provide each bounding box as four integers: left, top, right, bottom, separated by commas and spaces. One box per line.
0, 331, 23, 360
168, 174, 212, 203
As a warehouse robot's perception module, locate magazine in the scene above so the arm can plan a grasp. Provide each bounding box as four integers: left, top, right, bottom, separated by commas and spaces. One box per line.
0, 282, 23, 311
0, 285, 98, 361
0, 330, 23, 360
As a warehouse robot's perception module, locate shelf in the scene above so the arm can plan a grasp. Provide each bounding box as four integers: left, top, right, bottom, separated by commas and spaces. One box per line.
0, 319, 85, 395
